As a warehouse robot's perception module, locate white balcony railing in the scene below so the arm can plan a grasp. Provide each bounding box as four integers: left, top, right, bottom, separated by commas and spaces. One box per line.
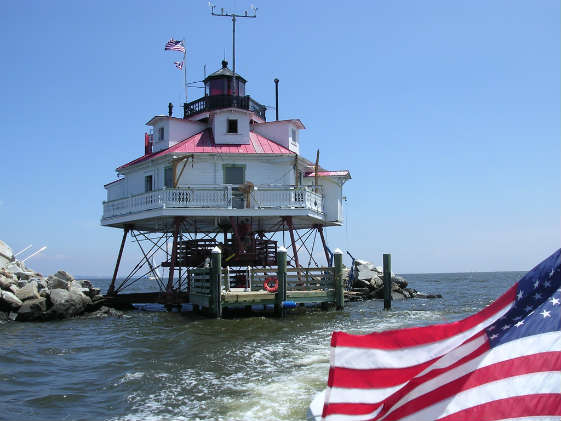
102, 185, 324, 220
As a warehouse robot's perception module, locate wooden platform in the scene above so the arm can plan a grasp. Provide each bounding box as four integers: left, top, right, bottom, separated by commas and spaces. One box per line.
103, 289, 334, 309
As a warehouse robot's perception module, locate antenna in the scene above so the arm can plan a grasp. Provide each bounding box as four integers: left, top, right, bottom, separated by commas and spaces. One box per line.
209, 2, 257, 96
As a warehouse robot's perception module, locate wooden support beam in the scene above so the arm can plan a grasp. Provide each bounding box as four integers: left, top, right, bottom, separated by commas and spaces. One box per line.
383, 253, 392, 310
334, 249, 344, 310
314, 149, 320, 193
107, 227, 130, 296
172, 155, 193, 188
275, 247, 287, 318
210, 247, 222, 318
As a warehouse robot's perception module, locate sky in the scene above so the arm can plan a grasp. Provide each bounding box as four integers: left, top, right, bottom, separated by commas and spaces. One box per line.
0, 0, 559, 277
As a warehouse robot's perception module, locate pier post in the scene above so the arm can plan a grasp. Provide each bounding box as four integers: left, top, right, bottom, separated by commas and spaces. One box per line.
275, 246, 287, 317
334, 248, 344, 310
210, 247, 222, 318
383, 253, 392, 310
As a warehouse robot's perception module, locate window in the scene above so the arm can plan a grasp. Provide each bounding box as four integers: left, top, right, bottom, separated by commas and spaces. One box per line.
227, 119, 238, 134
158, 127, 164, 141
144, 175, 153, 192
164, 167, 174, 188
223, 165, 245, 185
291, 128, 297, 142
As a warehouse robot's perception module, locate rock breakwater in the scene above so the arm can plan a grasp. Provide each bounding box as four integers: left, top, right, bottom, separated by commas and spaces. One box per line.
344, 259, 442, 302
0, 240, 104, 322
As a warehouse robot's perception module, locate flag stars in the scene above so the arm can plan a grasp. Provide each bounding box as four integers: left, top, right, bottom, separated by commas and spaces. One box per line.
540, 310, 551, 318
513, 316, 522, 321
544, 280, 551, 288
533, 280, 540, 289
490, 334, 499, 339
549, 268, 555, 278
515, 320, 524, 327
488, 325, 496, 331
533, 292, 542, 300
517, 291, 524, 300
550, 297, 560, 306
502, 324, 510, 330
524, 305, 533, 312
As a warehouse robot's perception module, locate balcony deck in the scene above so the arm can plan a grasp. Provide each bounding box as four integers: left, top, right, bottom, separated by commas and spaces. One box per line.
183, 95, 267, 120
101, 185, 328, 231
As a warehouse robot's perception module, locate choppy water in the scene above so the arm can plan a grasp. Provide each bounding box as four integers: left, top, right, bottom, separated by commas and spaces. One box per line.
0, 271, 524, 421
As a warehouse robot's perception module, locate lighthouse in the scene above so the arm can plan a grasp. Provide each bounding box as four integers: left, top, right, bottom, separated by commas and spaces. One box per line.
101, 52, 350, 311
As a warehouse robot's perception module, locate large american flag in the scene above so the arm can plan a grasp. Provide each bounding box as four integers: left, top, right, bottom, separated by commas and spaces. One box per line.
164, 38, 185, 53
311, 249, 561, 421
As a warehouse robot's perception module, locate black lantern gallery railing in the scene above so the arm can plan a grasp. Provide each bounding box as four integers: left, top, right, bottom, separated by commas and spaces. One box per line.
183, 95, 267, 120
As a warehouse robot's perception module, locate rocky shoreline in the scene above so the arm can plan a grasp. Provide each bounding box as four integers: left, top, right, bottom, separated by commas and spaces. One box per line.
0, 240, 117, 322
344, 259, 442, 302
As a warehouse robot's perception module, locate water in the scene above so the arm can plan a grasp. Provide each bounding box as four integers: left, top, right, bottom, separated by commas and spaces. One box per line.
0, 271, 524, 420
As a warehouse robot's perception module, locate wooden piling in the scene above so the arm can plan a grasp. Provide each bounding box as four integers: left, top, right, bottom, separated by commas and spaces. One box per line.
334, 248, 344, 310
211, 247, 222, 318
383, 253, 391, 310
275, 247, 287, 317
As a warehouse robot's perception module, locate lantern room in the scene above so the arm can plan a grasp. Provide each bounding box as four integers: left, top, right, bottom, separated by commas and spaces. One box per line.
204, 60, 246, 96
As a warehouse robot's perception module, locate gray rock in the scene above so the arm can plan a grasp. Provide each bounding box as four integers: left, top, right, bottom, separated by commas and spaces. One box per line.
39, 288, 50, 298
0, 312, 8, 322
15, 281, 40, 301
0, 290, 23, 309
0, 275, 15, 290
48, 288, 89, 318
91, 294, 104, 302
46, 275, 68, 290
8, 284, 19, 294
17, 297, 47, 321
79, 280, 93, 289
392, 275, 408, 289
36, 279, 48, 291
16, 279, 28, 288
353, 278, 372, 289
15, 271, 33, 281
53, 270, 74, 283
8, 312, 17, 321
369, 275, 383, 289
391, 290, 406, 300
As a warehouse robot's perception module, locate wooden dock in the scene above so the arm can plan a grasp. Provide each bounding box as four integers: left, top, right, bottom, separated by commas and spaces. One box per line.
103, 248, 345, 317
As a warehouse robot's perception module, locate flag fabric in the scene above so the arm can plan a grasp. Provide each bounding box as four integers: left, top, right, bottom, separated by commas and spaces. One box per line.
174, 61, 183, 70
315, 249, 561, 421
164, 38, 185, 53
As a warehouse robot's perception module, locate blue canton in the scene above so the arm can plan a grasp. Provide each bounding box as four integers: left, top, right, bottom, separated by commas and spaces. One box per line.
486, 249, 561, 347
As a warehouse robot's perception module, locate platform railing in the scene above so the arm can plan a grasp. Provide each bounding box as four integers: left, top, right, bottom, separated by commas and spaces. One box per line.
102, 185, 324, 219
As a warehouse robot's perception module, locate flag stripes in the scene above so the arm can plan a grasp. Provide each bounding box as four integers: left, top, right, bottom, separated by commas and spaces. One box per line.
164, 38, 185, 53
315, 249, 561, 421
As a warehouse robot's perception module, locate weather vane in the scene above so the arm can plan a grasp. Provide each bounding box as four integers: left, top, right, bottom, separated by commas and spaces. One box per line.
209, 2, 257, 96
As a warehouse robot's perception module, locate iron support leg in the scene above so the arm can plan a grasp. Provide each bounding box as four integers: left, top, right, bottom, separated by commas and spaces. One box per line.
166, 217, 183, 294
107, 227, 130, 296
316, 225, 331, 267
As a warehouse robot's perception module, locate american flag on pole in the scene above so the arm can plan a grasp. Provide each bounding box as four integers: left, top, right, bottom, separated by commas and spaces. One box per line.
164, 38, 185, 53
174, 61, 184, 70
310, 249, 561, 421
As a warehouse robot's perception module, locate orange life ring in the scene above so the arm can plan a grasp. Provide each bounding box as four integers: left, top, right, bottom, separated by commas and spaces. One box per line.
264, 276, 278, 293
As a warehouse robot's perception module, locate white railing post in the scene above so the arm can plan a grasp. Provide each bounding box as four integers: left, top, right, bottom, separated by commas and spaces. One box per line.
227, 185, 232, 209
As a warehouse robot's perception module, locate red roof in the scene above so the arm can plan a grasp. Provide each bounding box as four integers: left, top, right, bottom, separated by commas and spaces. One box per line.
305, 170, 351, 178
117, 129, 293, 170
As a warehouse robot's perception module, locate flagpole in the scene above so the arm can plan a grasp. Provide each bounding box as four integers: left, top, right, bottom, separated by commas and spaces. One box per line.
183, 40, 187, 103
